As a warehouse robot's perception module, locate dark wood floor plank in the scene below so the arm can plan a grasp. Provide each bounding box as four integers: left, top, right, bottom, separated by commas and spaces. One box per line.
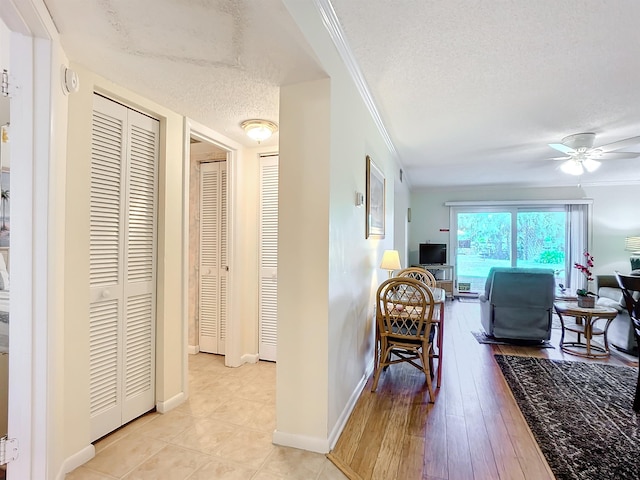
422, 400, 448, 479
397, 434, 425, 480
371, 369, 414, 480
445, 414, 473, 480
482, 413, 527, 480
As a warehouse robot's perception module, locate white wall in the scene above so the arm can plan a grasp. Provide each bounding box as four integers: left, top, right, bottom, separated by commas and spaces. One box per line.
409, 184, 640, 278
587, 184, 640, 275
277, 0, 400, 453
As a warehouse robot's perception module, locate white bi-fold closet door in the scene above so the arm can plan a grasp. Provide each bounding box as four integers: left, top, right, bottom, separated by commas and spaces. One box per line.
198, 161, 228, 354
89, 94, 159, 442
259, 155, 278, 361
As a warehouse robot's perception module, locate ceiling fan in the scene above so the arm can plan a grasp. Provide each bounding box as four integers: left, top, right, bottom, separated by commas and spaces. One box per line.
548, 133, 640, 175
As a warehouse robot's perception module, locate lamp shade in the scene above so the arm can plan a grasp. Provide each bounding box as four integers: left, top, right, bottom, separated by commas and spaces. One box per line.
625, 236, 640, 253
380, 250, 401, 273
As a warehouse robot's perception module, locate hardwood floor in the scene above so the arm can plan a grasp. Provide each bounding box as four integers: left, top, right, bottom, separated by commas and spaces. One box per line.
328, 299, 637, 480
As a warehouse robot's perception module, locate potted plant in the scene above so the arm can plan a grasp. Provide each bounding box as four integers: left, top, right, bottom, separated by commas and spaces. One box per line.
574, 252, 596, 308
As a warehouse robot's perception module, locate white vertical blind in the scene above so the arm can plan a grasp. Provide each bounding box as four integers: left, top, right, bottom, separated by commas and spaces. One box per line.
567, 204, 589, 291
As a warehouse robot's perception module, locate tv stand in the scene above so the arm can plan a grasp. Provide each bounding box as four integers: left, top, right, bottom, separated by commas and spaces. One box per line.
419, 264, 453, 299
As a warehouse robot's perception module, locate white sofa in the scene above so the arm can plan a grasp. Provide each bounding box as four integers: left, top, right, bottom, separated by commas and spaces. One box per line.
596, 273, 640, 356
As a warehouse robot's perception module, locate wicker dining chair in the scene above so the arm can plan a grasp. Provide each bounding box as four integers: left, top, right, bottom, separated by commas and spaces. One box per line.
396, 266, 444, 387
372, 276, 436, 402
615, 272, 640, 411
396, 267, 437, 288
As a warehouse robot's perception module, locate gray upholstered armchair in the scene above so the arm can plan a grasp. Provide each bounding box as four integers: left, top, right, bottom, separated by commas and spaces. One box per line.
479, 267, 555, 341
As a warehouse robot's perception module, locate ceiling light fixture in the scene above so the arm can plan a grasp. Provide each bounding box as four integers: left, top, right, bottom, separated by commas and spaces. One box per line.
240, 119, 278, 143
559, 157, 601, 176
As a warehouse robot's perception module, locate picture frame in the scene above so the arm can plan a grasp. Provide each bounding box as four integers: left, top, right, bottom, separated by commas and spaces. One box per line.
366, 155, 385, 239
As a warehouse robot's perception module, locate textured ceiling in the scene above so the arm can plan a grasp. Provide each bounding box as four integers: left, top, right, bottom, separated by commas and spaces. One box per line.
44, 0, 326, 148
330, 0, 640, 188
44, 0, 640, 188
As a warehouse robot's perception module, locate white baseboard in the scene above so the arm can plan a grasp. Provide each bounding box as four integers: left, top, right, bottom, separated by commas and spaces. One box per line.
241, 353, 259, 364
273, 359, 374, 455
327, 359, 374, 450
187, 345, 199, 354
156, 391, 185, 414
272, 429, 330, 454
56, 444, 95, 480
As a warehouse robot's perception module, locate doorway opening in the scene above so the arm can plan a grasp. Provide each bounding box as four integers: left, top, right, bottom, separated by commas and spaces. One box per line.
188, 135, 228, 356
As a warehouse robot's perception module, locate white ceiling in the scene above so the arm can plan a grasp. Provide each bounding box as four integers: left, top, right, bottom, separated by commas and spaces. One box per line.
44, 0, 640, 189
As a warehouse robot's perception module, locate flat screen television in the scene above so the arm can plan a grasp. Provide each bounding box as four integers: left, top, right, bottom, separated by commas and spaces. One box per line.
419, 243, 447, 265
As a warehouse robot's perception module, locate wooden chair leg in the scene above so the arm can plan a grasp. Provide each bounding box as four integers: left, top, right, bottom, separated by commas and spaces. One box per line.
371, 343, 389, 392
421, 348, 434, 403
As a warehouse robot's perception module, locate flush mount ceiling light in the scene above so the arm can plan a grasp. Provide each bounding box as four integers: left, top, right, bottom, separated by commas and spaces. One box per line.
240, 119, 278, 143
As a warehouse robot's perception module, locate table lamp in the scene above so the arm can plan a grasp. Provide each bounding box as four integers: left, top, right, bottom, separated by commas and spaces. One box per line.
380, 250, 401, 278
625, 236, 640, 270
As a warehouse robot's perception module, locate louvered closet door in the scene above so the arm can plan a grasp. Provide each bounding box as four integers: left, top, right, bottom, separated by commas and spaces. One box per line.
89, 94, 158, 441
121, 108, 158, 424
259, 156, 278, 361
199, 161, 227, 354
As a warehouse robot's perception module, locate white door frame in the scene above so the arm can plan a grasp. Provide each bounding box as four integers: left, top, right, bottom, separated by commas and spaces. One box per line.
182, 118, 242, 377
1, 0, 60, 478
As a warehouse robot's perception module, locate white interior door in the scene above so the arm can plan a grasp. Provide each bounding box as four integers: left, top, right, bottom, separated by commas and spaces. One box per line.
259, 155, 278, 361
89, 94, 158, 441
199, 161, 227, 354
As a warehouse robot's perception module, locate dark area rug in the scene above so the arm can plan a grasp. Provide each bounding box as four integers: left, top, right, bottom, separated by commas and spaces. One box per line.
495, 354, 640, 480
471, 331, 554, 348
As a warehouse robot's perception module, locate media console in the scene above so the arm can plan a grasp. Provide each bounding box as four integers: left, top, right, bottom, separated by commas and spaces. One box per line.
419, 264, 453, 299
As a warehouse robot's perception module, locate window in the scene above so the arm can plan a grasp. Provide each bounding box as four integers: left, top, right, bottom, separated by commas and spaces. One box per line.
448, 202, 590, 296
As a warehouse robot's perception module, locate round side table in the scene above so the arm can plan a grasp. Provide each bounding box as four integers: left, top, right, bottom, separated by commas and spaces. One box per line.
553, 302, 618, 358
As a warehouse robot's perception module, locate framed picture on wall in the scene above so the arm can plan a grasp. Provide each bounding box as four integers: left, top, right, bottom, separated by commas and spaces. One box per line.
366, 155, 385, 239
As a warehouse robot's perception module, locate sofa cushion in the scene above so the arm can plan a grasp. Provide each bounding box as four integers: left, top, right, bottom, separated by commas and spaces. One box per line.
598, 286, 622, 302
597, 296, 623, 312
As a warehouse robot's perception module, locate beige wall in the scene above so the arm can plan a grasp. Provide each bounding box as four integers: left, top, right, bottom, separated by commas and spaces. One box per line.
409, 184, 640, 278
278, 78, 332, 442
278, 1, 401, 451
64, 64, 185, 457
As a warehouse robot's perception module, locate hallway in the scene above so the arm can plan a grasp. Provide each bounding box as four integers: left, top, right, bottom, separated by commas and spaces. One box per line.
66, 354, 345, 479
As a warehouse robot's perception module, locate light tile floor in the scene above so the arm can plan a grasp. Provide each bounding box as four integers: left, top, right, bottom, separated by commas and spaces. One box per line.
66, 353, 346, 480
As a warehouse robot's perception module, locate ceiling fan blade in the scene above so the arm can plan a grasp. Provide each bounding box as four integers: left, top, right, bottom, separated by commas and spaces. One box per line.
550, 156, 571, 160
597, 136, 640, 152
548, 143, 576, 155
596, 151, 640, 159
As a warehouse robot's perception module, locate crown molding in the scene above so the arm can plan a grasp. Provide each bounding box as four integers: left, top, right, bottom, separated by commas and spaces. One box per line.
313, 0, 400, 164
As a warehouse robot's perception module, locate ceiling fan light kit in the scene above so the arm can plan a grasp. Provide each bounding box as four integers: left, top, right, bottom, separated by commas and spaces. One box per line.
548, 132, 640, 176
